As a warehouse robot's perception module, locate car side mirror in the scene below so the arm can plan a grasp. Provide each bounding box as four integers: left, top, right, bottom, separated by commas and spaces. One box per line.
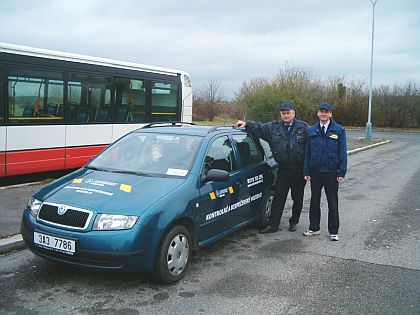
201, 169, 229, 184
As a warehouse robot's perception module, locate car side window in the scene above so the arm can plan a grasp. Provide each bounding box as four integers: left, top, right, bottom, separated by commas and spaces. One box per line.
259, 138, 273, 159
204, 136, 236, 173
232, 134, 264, 168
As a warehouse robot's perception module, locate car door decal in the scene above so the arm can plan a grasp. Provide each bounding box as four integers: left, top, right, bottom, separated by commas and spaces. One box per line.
205, 191, 263, 221
209, 185, 235, 200
246, 174, 264, 187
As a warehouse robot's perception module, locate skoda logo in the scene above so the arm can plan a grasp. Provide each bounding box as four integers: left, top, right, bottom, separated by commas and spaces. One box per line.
57, 205, 67, 215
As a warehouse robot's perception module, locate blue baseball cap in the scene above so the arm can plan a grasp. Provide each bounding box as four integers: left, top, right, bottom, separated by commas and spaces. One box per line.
319, 103, 332, 111
278, 102, 295, 111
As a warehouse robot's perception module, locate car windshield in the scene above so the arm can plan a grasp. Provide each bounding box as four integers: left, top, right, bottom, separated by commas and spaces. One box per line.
89, 132, 202, 177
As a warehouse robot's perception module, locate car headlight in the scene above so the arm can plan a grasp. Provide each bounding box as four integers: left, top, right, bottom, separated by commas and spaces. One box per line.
27, 197, 42, 217
93, 214, 138, 230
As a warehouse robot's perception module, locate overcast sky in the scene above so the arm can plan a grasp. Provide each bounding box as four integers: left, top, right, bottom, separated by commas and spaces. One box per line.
1, 0, 419, 98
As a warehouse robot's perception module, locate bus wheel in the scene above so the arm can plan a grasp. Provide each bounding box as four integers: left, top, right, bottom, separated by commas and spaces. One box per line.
154, 225, 191, 284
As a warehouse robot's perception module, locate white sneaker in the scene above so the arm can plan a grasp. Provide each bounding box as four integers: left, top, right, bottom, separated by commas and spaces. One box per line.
330, 234, 339, 241
303, 230, 321, 236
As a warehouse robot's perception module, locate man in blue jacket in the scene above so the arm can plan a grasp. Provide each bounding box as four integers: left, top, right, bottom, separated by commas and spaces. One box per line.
303, 103, 347, 241
237, 102, 308, 233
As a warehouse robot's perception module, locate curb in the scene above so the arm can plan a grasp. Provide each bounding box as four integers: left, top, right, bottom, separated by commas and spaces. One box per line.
0, 181, 42, 190
347, 140, 391, 155
0, 234, 25, 254
0, 140, 392, 255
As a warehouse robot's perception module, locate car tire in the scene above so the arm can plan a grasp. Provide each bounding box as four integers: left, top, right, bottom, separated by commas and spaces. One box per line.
257, 190, 274, 228
154, 225, 191, 284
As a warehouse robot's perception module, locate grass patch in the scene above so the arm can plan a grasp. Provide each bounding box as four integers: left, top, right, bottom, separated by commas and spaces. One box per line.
194, 117, 238, 126
347, 137, 388, 150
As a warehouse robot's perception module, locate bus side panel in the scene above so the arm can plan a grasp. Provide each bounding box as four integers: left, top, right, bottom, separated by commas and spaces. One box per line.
64, 145, 107, 169
65, 124, 112, 169
111, 123, 145, 142
0, 152, 4, 177
5, 125, 66, 176
0, 127, 5, 177
6, 148, 66, 176
63, 123, 144, 169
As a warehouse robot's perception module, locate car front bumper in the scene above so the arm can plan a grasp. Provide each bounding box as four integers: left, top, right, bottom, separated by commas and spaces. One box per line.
20, 209, 157, 272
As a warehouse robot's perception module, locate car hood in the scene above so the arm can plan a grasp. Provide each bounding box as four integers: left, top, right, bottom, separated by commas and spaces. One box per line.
42, 169, 186, 216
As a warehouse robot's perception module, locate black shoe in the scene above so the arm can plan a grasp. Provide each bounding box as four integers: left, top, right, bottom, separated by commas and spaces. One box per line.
259, 226, 278, 234
289, 224, 297, 232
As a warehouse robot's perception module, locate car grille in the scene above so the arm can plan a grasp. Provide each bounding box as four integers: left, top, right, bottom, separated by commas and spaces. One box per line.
38, 203, 93, 229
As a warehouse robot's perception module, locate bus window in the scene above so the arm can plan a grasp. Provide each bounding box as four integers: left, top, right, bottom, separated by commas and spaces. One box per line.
46, 79, 64, 118
115, 78, 146, 123
94, 88, 113, 122
68, 74, 113, 123
8, 68, 64, 123
151, 82, 178, 122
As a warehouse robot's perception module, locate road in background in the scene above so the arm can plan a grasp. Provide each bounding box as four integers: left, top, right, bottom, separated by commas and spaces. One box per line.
347, 129, 420, 141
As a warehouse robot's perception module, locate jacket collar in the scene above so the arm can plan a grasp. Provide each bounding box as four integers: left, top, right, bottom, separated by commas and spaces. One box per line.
309, 120, 338, 136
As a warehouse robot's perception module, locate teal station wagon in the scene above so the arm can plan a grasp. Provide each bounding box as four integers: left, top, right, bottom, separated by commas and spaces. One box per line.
21, 122, 277, 283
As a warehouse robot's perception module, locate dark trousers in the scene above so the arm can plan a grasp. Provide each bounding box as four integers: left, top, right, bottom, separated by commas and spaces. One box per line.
268, 168, 306, 229
309, 171, 339, 234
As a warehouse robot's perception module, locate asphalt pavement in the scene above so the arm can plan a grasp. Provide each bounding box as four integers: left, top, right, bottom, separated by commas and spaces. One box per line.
1, 130, 419, 314
0, 136, 393, 253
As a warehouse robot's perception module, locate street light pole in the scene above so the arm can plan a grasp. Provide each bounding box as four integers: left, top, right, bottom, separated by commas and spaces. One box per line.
365, 0, 378, 140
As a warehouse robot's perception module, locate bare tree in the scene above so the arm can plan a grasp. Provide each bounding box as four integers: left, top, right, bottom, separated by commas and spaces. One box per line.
196, 80, 225, 121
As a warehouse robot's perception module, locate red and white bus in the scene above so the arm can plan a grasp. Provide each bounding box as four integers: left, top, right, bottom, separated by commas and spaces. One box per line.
0, 43, 192, 177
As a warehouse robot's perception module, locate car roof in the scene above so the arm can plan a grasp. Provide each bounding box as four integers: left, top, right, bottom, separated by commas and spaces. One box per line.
131, 122, 244, 137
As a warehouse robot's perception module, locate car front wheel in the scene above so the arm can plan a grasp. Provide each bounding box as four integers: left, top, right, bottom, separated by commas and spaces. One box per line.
154, 225, 191, 284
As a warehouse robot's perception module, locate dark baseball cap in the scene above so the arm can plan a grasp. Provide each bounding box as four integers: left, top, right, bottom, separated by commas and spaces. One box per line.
319, 102, 332, 111
278, 102, 295, 111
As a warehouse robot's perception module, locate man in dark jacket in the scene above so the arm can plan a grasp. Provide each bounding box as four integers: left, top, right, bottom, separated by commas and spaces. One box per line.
303, 102, 347, 241
236, 102, 308, 233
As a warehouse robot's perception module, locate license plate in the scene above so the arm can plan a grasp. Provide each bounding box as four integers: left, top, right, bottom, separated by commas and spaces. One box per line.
34, 232, 76, 255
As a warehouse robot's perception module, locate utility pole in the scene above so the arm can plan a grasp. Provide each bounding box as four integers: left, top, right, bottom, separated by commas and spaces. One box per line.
365, 0, 378, 140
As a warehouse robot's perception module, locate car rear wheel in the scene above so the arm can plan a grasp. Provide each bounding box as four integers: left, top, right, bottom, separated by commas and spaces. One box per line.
258, 190, 274, 228
154, 225, 191, 284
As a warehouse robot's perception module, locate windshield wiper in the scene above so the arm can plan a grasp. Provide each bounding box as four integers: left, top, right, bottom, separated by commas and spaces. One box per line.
86, 165, 109, 172
87, 165, 154, 177
109, 169, 153, 176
